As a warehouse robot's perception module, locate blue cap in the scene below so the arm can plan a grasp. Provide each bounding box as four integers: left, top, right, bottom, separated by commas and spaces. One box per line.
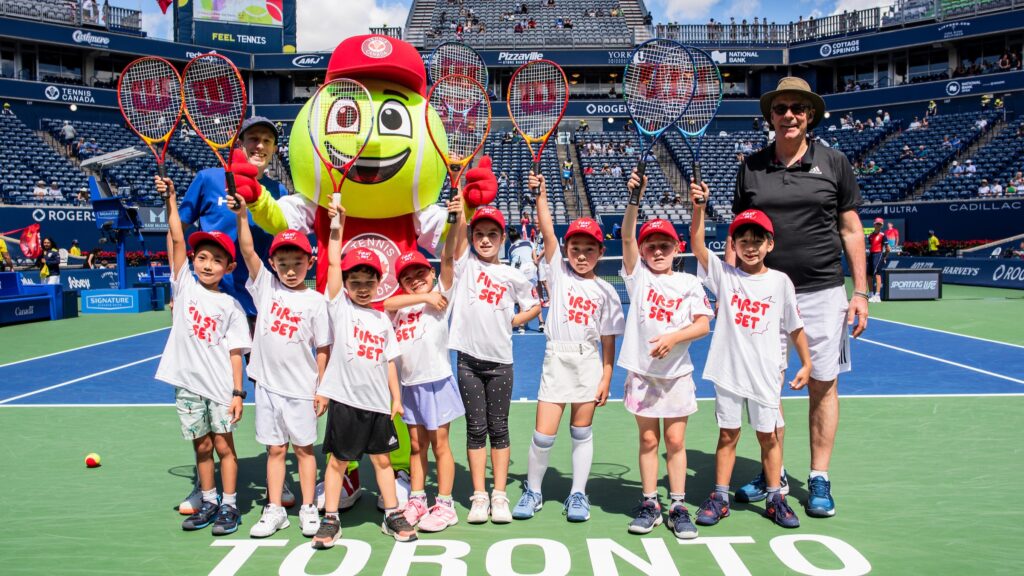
240, 116, 278, 143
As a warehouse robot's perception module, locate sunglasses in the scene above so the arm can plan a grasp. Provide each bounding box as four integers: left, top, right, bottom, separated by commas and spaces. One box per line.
771, 103, 811, 116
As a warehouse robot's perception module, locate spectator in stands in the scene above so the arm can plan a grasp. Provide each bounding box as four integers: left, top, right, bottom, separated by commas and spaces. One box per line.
514, 22, 524, 33
1011, 171, 1024, 188
864, 160, 882, 175
610, 164, 623, 178
926, 100, 937, 117
915, 145, 928, 161
949, 160, 964, 176
560, 161, 572, 188
1008, 181, 1020, 195
978, 178, 991, 196
77, 186, 89, 203
1012, 52, 1022, 70
964, 159, 976, 174
600, 163, 611, 175
81, 138, 101, 158
900, 145, 915, 162
583, 165, 594, 176
941, 135, 952, 150
61, 120, 76, 155
71, 136, 86, 157
498, 171, 509, 188
991, 180, 1004, 196
950, 133, 962, 150
928, 230, 940, 254
908, 116, 922, 130
528, 17, 536, 29
33, 180, 48, 199
920, 117, 929, 130
999, 53, 1012, 72
1, 102, 12, 115
883, 111, 891, 125
47, 181, 62, 200
563, 18, 573, 29
69, 239, 81, 258
976, 117, 988, 130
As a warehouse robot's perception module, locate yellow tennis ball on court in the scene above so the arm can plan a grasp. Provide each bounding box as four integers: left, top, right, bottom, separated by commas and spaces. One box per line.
85, 453, 101, 468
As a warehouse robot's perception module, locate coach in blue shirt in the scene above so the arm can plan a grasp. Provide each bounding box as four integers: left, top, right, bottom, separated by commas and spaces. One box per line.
176, 116, 287, 318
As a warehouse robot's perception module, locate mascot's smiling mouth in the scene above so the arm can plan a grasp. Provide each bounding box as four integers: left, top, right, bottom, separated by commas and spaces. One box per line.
326, 142, 411, 184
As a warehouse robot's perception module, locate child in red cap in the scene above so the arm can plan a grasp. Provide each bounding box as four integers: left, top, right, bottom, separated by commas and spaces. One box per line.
448, 204, 541, 524
312, 202, 415, 547
153, 177, 251, 536
511, 172, 625, 523
382, 195, 467, 533
228, 196, 332, 539
689, 181, 811, 529
619, 171, 714, 539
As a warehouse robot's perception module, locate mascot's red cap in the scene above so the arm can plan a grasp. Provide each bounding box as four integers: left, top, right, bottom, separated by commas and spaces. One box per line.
327, 35, 427, 97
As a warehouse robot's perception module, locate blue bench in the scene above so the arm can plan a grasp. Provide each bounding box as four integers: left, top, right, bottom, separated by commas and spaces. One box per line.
0, 272, 57, 325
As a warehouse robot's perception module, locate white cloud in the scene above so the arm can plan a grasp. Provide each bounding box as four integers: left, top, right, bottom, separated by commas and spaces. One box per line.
297, 0, 410, 52
140, 7, 173, 41
725, 0, 762, 20
831, 0, 890, 16
653, 0, 723, 22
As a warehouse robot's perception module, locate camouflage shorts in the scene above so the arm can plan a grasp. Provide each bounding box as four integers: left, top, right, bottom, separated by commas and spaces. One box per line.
175, 387, 236, 440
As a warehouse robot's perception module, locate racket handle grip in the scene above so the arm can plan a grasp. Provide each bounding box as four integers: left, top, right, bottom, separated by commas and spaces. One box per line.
448, 177, 460, 224
629, 161, 646, 206
157, 163, 167, 179
692, 162, 705, 205
331, 192, 342, 230
225, 170, 240, 206
531, 159, 540, 178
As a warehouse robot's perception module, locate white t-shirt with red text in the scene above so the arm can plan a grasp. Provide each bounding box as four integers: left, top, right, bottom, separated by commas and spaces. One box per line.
618, 262, 713, 378
449, 250, 540, 363
699, 252, 803, 407
390, 283, 454, 386
545, 254, 625, 343
156, 264, 251, 405
318, 293, 400, 414
246, 266, 332, 400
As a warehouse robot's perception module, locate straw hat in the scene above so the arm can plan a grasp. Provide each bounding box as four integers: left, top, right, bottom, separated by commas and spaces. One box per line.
760, 76, 826, 129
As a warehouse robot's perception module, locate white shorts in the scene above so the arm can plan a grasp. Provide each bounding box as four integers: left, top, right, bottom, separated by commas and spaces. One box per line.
254, 385, 318, 447
623, 372, 698, 418
714, 385, 785, 433
781, 285, 851, 382
538, 340, 603, 404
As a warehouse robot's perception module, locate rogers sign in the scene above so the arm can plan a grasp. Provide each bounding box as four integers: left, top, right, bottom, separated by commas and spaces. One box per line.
585, 103, 628, 115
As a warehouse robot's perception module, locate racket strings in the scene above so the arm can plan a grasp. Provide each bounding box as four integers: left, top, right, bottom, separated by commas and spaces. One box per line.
508, 61, 568, 142
309, 80, 374, 172
679, 48, 722, 134
429, 43, 488, 88
182, 55, 246, 147
624, 40, 693, 134
119, 58, 182, 141
428, 75, 490, 165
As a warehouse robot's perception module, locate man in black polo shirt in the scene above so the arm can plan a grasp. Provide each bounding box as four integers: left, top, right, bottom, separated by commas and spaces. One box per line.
728, 77, 868, 519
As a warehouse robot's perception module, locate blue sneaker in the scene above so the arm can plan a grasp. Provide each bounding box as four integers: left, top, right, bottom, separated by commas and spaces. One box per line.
512, 482, 543, 520
181, 500, 219, 531
563, 492, 590, 522
211, 503, 242, 535
627, 499, 662, 534
735, 469, 789, 503
766, 493, 801, 528
696, 492, 730, 526
668, 504, 698, 539
805, 476, 836, 518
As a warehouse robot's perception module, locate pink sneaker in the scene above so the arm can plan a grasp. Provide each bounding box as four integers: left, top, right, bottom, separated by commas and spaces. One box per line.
402, 497, 429, 527
417, 503, 459, 532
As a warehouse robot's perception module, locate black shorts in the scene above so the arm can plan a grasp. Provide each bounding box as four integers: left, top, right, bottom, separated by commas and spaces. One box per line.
870, 252, 885, 274
322, 400, 399, 461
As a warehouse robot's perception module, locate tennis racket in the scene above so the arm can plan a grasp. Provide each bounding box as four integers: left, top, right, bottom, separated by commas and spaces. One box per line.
623, 39, 695, 207
675, 46, 722, 204
507, 59, 569, 176
427, 41, 488, 89
308, 78, 375, 230
181, 53, 247, 202
117, 57, 183, 190
425, 74, 492, 224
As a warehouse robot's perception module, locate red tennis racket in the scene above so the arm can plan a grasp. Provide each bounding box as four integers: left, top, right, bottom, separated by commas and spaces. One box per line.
307, 78, 375, 230
507, 59, 569, 176
117, 57, 183, 188
181, 53, 247, 201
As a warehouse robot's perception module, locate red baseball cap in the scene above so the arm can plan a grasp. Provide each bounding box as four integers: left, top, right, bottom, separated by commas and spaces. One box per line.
564, 217, 604, 244
395, 250, 432, 279
326, 35, 427, 97
873, 217, 884, 225
340, 247, 383, 276
188, 230, 236, 261
638, 219, 680, 244
270, 229, 312, 256
729, 209, 775, 237
470, 205, 506, 230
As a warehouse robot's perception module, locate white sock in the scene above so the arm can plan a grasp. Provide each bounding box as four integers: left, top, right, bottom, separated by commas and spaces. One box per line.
810, 469, 829, 481
569, 426, 593, 495
222, 492, 237, 507
527, 431, 556, 493
201, 488, 218, 504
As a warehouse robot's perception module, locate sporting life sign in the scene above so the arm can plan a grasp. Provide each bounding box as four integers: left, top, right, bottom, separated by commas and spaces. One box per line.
882, 269, 942, 300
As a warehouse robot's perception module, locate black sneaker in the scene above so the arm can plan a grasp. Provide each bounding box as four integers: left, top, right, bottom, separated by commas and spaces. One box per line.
382, 510, 418, 542
312, 515, 342, 549
181, 500, 219, 531
211, 503, 242, 536
668, 504, 698, 539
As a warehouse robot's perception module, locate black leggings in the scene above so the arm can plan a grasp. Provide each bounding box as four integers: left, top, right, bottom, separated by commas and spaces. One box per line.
457, 352, 513, 450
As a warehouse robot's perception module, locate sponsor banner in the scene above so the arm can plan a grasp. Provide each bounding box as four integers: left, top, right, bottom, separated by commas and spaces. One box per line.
479, 48, 784, 68
0, 297, 51, 324
882, 268, 942, 300
0, 16, 249, 66
252, 52, 329, 69
791, 10, 1024, 63
194, 0, 284, 28
0, 206, 165, 253
0, 78, 116, 108
709, 49, 785, 65
856, 198, 1024, 242
822, 71, 1024, 112
194, 20, 283, 53
81, 288, 154, 314
884, 257, 1024, 289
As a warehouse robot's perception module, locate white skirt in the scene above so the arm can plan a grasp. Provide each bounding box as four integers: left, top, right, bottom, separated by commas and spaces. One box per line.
538, 340, 604, 404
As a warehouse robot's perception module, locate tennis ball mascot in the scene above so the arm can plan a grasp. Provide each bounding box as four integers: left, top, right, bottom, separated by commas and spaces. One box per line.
236, 34, 497, 508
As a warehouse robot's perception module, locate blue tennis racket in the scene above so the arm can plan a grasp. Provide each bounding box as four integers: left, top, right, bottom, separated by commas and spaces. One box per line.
676, 46, 722, 204
623, 39, 695, 207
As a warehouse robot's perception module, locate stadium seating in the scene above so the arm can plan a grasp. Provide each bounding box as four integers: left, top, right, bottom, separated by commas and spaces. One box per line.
662, 130, 767, 217
0, 114, 88, 205
924, 116, 1024, 200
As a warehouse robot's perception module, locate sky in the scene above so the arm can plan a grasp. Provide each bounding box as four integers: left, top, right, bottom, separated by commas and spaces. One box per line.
127, 0, 892, 51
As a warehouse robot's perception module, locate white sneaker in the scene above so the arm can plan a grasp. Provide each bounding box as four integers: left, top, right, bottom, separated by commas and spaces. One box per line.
249, 505, 290, 538
281, 483, 296, 508
490, 492, 512, 524
467, 492, 490, 524
179, 482, 202, 516
299, 504, 320, 537
870, 294, 882, 303
316, 468, 362, 512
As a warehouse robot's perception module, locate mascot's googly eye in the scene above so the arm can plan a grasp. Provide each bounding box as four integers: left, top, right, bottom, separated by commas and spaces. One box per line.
326, 99, 360, 134
378, 100, 412, 138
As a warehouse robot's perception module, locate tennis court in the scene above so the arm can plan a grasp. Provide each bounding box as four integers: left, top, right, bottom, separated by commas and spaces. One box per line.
1, 283, 1021, 575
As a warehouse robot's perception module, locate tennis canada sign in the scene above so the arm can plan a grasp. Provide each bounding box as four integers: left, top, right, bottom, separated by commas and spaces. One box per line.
205, 535, 871, 575
43, 85, 97, 104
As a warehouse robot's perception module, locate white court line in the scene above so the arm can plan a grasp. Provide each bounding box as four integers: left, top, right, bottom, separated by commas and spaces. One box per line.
0, 355, 162, 405
859, 337, 1024, 385
871, 317, 1024, 349
0, 327, 169, 369
4, 393, 1024, 408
